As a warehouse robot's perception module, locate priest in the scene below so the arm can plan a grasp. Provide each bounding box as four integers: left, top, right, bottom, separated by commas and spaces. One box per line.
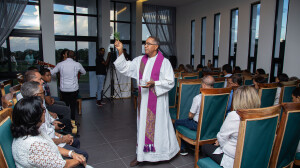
114, 37, 179, 166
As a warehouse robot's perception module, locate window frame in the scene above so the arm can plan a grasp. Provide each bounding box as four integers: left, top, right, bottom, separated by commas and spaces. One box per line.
213, 13, 221, 68
200, 17, 206, 66
247, 2, 261, 73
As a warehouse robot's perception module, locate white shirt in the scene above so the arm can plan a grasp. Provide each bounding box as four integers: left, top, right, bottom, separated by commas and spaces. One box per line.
224, 73, 232, 88
213, 111, 240, 168
274, 87, 281, 105
190, 94, 201, 122
50, 58, 86, 92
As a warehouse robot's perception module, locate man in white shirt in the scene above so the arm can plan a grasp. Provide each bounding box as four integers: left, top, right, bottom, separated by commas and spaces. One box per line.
222, 64, 232, 88
174, 75, 215, 155
50, 50, 86, 121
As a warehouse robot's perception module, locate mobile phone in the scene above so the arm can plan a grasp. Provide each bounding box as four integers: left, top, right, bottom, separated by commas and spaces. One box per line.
58, 123, 65, 128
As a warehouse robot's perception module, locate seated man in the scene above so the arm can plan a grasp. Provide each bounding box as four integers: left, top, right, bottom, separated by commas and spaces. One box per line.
17, 70, 73, 134
40, 68, 71, 120
226, 74, 242, 115
174, 75, 215, 155
20, 81, 88, 161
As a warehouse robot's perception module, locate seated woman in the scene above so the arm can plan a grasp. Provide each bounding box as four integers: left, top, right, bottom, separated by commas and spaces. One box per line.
253, 75, 267, 90
11, 96, 87, 168
274, 73, 289, 105
201, 86, 261, 168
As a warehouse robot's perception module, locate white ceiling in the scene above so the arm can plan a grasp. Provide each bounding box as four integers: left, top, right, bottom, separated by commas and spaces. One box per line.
116, 0, 199, 7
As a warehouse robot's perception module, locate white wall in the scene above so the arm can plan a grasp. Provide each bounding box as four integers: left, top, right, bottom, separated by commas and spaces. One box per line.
176, 0, 299, 77
283, 0, 300, 78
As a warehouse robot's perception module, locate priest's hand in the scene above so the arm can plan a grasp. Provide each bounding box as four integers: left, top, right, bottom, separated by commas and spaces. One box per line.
114, 40, 123, 56
141, 81, 155, 88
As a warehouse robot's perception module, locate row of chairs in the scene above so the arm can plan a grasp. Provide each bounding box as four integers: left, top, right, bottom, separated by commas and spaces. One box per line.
168, 78, 300, 168
197, 103, 300, 168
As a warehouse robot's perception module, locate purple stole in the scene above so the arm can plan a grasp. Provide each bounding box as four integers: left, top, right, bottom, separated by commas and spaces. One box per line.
138, 51, 164, 153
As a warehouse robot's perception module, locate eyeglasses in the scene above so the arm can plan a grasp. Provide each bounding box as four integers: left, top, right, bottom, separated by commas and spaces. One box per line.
145, 43, 158, 46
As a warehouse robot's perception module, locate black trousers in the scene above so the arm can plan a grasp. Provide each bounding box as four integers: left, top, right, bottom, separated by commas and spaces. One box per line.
61, 90, 78, 120
201, 144, 224, 165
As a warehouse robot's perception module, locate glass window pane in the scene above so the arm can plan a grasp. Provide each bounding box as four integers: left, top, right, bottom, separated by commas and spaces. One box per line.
110, 22, 114, 40
76, 16, 97, 36
54, 14, 74, 35
230, 9, 238, 57
115, 3, 130, 22
9, 37, 40, 72
249, 4, 260, 57
55, 41, 75, 63
201, 58, 205, 66
110, 2, 114, 21
77, 42, 94, 98
76, 0, 97, 15
191, 20, 195, 55
142, 44, 145, 55
142, 24, 151, 41
15, 5, 40, 30
214, 14, 220, 56
54, 0, 74, 13
274, 63, 278, 77
0, 42, 9, 72
201, 17, 206, 56
116, 23, 130, 40
214, 59, 218, 68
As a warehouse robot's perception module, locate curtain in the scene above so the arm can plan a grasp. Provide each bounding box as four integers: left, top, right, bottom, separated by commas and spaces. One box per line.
142, 4, 176, 58
0, 0, 28, 46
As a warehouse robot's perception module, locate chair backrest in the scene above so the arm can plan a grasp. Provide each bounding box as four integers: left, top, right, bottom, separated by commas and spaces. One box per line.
0, 116, 16, 168
203, 72, 220, 78
234, 105, 281, 168
181, 72, 199, 79
258, 83, 279, 108
211, 68, 221, 72
279, 81, 297, 104
197, 88, 231, 141
243, 75, 253, 86
269, 102, 300, 168
177, 79, 202, 120
213, 77, 225, 88
198, 71, 203, 78
0, 108, 13, 122
169, 73, 180, 108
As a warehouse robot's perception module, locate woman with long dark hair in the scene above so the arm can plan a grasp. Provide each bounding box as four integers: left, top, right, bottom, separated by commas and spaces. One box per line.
11, 97, 87, 168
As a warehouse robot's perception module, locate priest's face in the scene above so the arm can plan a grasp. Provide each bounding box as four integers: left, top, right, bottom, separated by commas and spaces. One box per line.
144, 37, 158, 57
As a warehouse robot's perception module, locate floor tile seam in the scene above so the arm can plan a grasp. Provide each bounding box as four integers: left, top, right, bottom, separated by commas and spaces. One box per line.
175, 162, 194, 168
90, 158, 121, 166
81, 142, 109, 149
109, 137, 137, 144
92, 121, 124, 160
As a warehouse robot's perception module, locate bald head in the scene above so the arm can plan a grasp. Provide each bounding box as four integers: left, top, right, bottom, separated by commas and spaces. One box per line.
202, 75, 215, 88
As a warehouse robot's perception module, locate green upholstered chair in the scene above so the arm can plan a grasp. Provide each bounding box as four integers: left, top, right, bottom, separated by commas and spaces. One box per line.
197, 105, 281, 168
0, 116, 16, 168
261, 74, 269, 83
278, 81, 297, 104
213, 77, 225, 88
176, 79, 202, 120
211, 68, 221, 72
258, 83, 279, 108
169, 73, 180, 122
295, 153, 300, 166
269, 102, 300, 168
243, 75, 253, 86
198, 71, 203, 78
181, 72, 199, 80
176, 87, 231, 168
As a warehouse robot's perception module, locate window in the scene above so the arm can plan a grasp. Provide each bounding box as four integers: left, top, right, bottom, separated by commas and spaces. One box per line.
0, 0, 42, 73
110, 2, 131, 56
54, 0, 98, 98
270, 0, 290, 82
229, 9, 238, 67
248, 3, 260, 73
213, 13, 221, 68
190, 20, 195, 66
200, 17, 206, 66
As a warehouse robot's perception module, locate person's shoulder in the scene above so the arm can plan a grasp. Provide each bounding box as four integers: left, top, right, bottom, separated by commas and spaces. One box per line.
227, 111, 240, 119
194, 94, 202, 100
